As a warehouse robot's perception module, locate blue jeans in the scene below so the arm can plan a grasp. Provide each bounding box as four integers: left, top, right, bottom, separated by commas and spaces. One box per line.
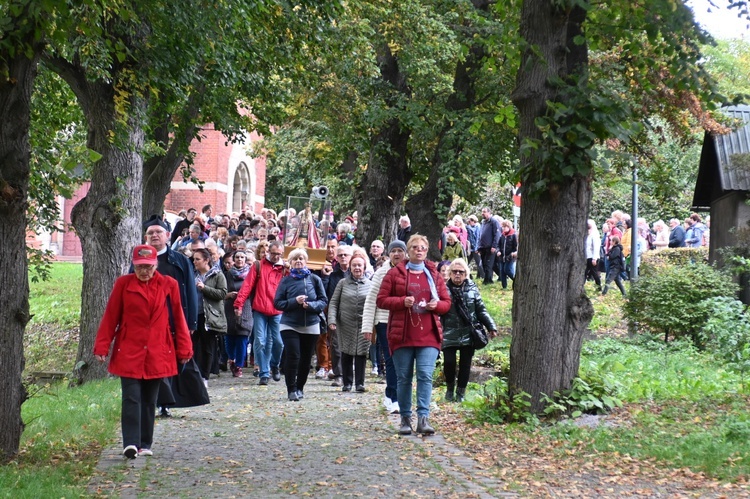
499, 260, 515, 289
375, 323, 397, 402
225, 335, 250, 368
253, 312, 283, 378
391, 346, 439, 418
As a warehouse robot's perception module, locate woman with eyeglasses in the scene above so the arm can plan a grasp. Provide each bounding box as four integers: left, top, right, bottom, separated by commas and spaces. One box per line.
377, 234, 451, 436
441, 258, 497, 402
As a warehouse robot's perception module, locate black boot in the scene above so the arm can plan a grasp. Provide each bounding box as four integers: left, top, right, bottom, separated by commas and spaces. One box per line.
456, 387, 466, 402
445, 383, 455, 402
399, 415, 412, 435
416, 416, 435, 435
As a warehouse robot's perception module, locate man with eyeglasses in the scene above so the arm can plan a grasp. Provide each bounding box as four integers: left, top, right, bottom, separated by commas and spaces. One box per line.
234, 240, 287, 386
142, 215, 199, 416
324, 244, 353, 387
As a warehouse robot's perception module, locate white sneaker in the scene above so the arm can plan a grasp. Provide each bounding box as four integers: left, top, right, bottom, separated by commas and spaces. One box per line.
371, 367, 379, 376
315, 368, 327, 379
203, 379, 209, 389
382, 396, 392, 410
389, 399, 400, 414
138, 448, 153, 457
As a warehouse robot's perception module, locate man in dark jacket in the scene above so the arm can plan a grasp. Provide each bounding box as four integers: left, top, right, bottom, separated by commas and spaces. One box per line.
143, 214, 199, 416
170, 207, 197, 245
668, 218, 686, 248
477, 207, 501, 285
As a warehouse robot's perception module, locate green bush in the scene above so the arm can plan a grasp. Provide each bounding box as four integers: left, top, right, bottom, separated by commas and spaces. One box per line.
541, 371, 623, 418
640, 247, 708, 270
624, 261, 738, 347
464, 377, 534, 424
700, 296, 750, 388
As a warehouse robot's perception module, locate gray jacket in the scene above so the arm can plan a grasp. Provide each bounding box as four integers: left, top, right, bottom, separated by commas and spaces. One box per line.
328, 274, 371, 356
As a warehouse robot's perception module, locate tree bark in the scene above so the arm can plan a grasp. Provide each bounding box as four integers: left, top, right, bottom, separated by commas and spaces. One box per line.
142, 95, 201, 220
355, 42, 413, 247
509, 1, 594, 413
48, 58, 145, 384
0, 47, 37, 462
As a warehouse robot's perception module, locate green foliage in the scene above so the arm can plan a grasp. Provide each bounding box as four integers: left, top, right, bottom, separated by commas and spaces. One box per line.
639, 247, 708, 269
464, 377, 534, 424
582, 334, 743, 402
624, 260, 737, 346
541, 372, 623, 418
0, 380, 120, 496
700, 296, 750, 387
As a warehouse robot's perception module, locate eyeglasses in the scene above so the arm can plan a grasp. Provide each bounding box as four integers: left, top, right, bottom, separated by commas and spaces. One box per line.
451, 270, 466, 275
269, 252, 283, 257
410, 246, 428, 251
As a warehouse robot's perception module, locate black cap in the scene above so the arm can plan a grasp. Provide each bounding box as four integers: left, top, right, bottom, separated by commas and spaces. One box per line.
143, 215, 169, 231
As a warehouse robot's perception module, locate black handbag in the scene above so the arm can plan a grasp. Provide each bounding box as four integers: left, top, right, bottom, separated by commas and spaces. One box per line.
166, 295, 210, 408
172, 358, 211, 408
470, 323, 489, 350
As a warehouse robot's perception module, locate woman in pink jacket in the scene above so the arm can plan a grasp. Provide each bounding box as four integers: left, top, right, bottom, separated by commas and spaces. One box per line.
94, 245, 193, 460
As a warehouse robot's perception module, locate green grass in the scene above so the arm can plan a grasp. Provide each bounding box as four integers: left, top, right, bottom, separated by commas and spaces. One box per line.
1, 379, 120, 497
536, 337, 750, 482
468, 280, 750, 482
26, 263, 82, 374
29, 262, 82, 329
0, 262, 118, 497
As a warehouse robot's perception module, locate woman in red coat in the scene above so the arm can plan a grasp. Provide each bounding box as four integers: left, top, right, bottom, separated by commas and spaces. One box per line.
94, 245, 193, 459
377, 234, 451, 436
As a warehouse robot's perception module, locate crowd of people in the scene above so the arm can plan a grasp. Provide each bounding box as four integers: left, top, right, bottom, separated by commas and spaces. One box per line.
93, 202, 705, 458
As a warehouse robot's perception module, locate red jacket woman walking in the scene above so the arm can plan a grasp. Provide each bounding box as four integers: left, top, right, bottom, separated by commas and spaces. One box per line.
94, 245, 193, 459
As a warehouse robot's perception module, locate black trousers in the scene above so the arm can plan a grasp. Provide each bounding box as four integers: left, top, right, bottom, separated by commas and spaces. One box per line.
341, 353, 366, 387
443, 345, 475, 389
585, 258, 602, 287
121, 377, 161, 450
192, 314, 217, 380
479, 248, 496, 284
281, 330, 318, 393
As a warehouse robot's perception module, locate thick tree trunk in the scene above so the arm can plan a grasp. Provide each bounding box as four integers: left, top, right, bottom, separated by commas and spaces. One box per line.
356, 43, 413, 247
0, 50, 37, 461
61, 80, 144, 383
509, 1, 593, 413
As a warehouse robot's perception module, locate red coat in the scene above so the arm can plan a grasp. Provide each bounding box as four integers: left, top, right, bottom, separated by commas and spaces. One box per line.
233, 258, 286, 316
94, 272, 193, 379
376, 260, 451, 352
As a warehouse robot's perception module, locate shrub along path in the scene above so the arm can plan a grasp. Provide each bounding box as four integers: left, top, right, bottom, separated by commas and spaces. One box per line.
87, 370, 746, 498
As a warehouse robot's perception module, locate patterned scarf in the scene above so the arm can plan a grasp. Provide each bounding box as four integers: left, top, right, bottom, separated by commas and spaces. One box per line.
229, 263, 250, 280
290, 267, 311, 280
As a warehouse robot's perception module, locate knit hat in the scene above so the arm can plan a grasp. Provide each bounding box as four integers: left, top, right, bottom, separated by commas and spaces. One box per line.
387, 240, 407, 254
132, 245, 158, 265
143, 214, 169, 231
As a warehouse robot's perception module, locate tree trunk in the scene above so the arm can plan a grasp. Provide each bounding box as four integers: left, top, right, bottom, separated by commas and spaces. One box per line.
509, 1, 594, 413
0, 49, 37, 462
355, 42, 413, 247
51, 66, 145, 384
142, 98, 201, 220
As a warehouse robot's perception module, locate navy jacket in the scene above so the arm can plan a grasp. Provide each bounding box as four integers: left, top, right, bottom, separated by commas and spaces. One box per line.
478, 217, 501, 251
274, 273, 328, 329
668, 226, 686, 248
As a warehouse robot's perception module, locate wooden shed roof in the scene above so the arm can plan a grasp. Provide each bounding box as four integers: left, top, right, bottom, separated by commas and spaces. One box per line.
692, 105, 750, 211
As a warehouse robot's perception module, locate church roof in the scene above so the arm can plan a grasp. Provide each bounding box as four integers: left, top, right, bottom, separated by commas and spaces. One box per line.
692, 105, 750, 210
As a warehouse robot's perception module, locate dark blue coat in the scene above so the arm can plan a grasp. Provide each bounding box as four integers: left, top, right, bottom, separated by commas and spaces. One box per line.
274, 273, 328, 330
